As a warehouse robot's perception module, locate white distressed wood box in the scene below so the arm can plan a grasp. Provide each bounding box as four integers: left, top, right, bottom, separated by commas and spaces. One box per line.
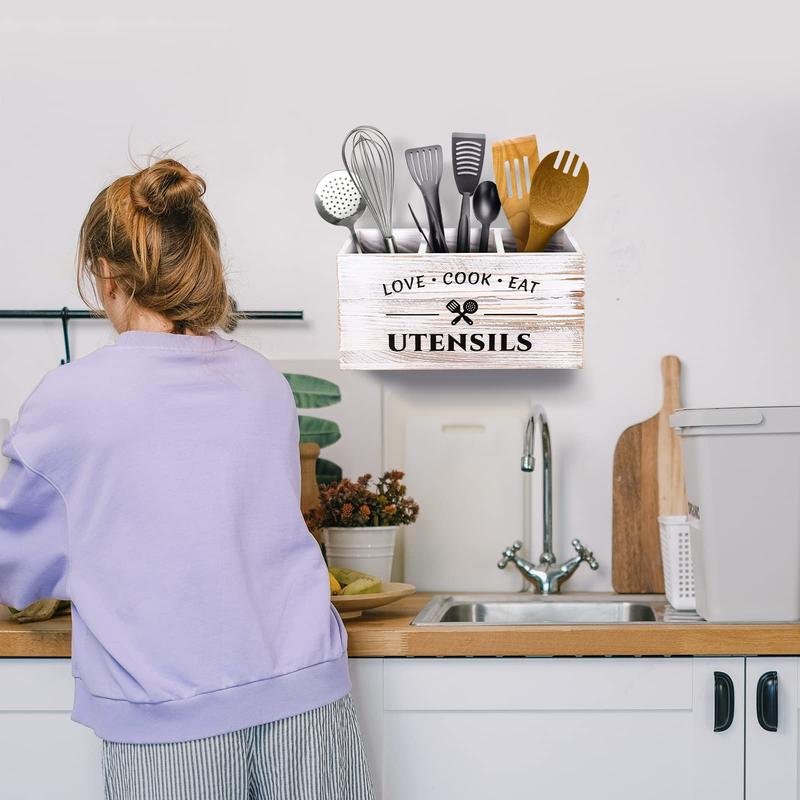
337, 228, 584, 370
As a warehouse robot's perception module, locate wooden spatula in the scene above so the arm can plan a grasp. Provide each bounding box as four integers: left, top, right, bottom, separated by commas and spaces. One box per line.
492, 135, 539, 251
612, 355, 688, 594
524, 150, 589, 252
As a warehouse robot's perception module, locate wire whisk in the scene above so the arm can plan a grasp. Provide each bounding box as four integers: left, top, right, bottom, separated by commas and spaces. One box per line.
342, 126, 397, 253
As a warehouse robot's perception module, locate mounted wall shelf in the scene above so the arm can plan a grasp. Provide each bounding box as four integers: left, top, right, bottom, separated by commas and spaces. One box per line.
0, 307, 304, 365
336, 227, 585, 370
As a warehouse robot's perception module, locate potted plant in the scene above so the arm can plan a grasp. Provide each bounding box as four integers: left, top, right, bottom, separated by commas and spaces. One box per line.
304, 471, 420, 582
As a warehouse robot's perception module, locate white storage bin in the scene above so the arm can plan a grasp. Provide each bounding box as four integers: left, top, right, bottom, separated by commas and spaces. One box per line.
658, 515, 695, 611
671, 406, 800, 622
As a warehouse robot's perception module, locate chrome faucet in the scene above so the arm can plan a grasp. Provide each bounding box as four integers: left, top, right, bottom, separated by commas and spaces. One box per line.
498, 406, 598, 594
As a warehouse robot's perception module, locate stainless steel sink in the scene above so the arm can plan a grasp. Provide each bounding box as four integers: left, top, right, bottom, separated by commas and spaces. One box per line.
411, 593, 677, 626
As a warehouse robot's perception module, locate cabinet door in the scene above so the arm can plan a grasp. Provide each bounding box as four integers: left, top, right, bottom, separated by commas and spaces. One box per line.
745, 657, 799, 798
0, 659, 104, 800
379, 657, 743, 800
348, 657, 385, 795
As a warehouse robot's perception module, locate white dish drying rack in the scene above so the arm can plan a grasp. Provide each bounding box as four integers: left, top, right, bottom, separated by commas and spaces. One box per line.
659, 515, 696, 612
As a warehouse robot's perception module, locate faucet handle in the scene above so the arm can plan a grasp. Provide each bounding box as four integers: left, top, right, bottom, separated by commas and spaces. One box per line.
571, 539, 599, 570
498, 540, 523, 569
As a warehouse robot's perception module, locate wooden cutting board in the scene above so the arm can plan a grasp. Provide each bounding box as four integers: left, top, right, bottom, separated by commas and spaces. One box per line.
612, 355, 688, 593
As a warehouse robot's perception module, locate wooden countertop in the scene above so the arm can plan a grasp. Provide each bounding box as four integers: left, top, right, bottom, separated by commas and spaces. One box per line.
0, 605, 72, 657
3, 594, 800, 658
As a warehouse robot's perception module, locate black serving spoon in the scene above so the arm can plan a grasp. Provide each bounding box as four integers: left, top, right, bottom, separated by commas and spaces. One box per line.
473, 181, 501, 252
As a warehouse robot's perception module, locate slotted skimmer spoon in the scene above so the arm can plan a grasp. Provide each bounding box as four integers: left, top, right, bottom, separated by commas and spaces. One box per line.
405, 145, 449, 253
524, 150, 589, 252
492, 135, 539, 251
314, 170, 366, 253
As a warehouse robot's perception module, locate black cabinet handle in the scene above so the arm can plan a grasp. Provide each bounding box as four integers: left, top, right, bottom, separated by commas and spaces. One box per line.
714, 671, 735, 732
756, 671, 779, 732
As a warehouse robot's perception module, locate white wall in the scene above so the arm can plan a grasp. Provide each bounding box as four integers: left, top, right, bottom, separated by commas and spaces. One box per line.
1, 1, 798, 589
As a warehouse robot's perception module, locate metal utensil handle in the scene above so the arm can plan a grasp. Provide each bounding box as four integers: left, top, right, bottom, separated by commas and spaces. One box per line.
347, 223, 363, 254
479, 223, 490, 253
423, 196, 448, 253
408, 204, 431, 251
432, 193, 449, 253
457, 194, 471, 252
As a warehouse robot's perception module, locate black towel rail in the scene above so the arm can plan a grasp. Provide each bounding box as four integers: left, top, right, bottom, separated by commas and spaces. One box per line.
0, 307, 304, 365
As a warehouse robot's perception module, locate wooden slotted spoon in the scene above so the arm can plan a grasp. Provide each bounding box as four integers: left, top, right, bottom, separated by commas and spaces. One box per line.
524, 150, 589, 252
492, 135, 539, 251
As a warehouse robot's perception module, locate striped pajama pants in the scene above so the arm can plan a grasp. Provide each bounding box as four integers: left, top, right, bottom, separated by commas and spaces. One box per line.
101, 693, 375, 800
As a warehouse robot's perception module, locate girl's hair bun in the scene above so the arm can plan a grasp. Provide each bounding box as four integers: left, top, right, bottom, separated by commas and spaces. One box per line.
129, 158, 206, 217
78, 155, 234, 334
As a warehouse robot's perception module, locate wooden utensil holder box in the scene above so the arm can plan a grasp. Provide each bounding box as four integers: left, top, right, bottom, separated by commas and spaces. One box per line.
337, 228, 585, 370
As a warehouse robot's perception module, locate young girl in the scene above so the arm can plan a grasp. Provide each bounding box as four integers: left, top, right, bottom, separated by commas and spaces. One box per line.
0, 158, 375, 799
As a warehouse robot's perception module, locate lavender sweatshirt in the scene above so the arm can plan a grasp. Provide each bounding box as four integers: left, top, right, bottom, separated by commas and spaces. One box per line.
0, 330, 350, 743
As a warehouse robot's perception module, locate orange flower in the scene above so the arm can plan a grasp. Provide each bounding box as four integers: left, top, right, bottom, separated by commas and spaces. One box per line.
312, 470, 418, 528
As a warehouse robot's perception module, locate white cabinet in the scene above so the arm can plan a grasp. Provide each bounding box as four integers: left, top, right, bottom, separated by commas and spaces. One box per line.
1, 656, 800, 799
349, 656, 386, 792
349, 657, 744, 800
745, 657, 800, 798
0, 659, 104, 800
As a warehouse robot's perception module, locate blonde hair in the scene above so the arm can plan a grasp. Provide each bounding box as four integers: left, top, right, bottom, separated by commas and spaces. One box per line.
78, 158, 236, 334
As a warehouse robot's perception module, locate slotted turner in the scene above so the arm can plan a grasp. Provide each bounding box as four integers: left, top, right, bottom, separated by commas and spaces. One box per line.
405, 145, 449, 253
452, 132, 486, 252
525, 150, 589, 252
492, 135, 539, 251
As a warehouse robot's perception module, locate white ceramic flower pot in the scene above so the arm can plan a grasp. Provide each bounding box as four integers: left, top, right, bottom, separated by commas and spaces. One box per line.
323, 526, 398, 583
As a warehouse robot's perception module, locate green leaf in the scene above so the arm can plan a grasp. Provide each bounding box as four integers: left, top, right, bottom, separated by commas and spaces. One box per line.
298, 416, 341, 448
283, 373, 341, 409
316, 458, 342, 486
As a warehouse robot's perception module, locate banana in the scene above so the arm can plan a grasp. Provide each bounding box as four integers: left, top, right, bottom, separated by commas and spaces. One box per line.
329, 566, 368, 586
329, 566, 382, 595
329, 572, 342, 595
340, 576, 382, 595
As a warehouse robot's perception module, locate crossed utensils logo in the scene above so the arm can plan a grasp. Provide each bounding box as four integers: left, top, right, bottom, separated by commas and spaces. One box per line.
447, 299, 478, 325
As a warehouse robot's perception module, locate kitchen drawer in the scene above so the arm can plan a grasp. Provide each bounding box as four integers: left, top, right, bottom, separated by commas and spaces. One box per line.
383, 657, 692, 711
0, 658, 74, 711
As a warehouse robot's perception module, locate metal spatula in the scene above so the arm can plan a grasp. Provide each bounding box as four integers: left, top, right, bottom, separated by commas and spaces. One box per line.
492, 135, 539, 251
405, 145, 449, 253
452, 133, 486, 252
